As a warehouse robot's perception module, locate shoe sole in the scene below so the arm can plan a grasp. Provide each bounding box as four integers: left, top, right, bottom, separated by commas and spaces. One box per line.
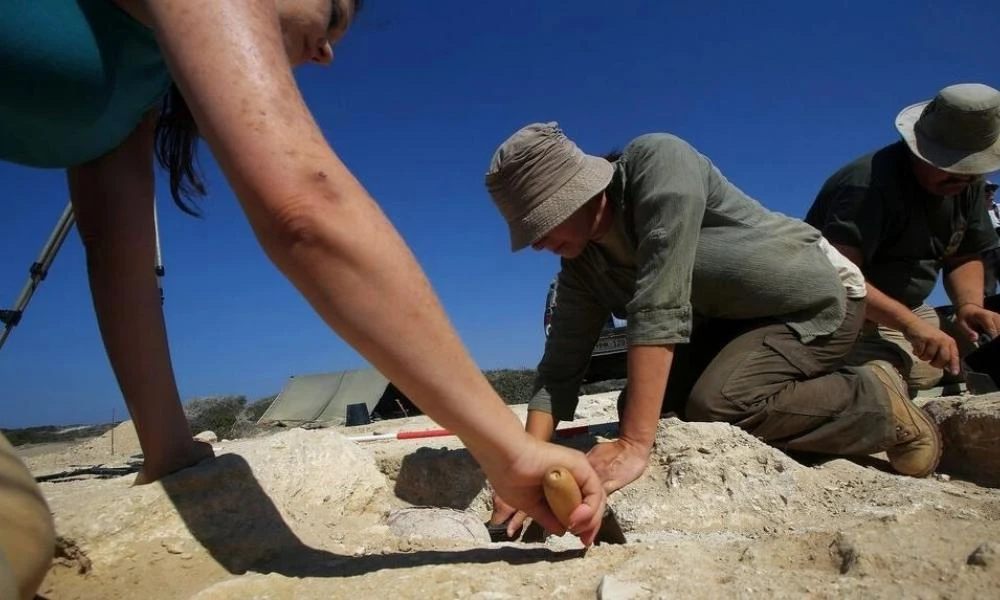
904, 404, 943, 478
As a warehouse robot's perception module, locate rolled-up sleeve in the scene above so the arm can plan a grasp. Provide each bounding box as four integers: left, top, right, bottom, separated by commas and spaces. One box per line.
624, 135, 706, 346
529, 264, 610, 421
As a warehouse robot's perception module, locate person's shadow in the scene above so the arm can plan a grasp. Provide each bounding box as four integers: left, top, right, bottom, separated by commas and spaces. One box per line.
159, 453, 585, 578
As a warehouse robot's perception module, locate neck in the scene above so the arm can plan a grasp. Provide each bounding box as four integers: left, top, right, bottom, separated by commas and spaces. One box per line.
590, 193, 614, 240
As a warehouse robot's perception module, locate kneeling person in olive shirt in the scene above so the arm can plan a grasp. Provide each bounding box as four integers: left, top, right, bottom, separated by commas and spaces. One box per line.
483, 122, 943, 535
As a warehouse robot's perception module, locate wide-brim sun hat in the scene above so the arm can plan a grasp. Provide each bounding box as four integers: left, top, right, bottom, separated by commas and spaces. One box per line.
895, 83, 1000, 175
485, 122, 614, 252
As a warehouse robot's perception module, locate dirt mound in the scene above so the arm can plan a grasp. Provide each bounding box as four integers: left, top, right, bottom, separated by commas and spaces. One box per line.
20, 420, 142, 476
30, 393, 1000, 599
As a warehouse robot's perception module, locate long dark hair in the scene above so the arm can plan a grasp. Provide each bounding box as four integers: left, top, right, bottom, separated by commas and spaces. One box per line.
153, 0, 364, 216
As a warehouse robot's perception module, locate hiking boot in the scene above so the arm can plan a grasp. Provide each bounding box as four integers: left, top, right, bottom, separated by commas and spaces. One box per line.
867, 360, 942, 477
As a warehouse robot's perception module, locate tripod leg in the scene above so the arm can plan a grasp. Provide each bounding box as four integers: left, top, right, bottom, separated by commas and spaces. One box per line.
0, 202, 76, 352
153, 198, 165, 305
1, 198, 166, 353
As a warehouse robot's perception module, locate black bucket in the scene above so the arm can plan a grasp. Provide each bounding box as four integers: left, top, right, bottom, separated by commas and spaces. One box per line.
963, 335, 1000, 394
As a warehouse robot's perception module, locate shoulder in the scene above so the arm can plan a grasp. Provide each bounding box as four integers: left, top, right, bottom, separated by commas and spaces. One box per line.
813, 143, 907, 209
825, 142, 908, 192
622, 133, 697, 161
619, 134, 707, 182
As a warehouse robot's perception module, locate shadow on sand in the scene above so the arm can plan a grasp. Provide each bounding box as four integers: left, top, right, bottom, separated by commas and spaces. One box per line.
159, 453, 585, 579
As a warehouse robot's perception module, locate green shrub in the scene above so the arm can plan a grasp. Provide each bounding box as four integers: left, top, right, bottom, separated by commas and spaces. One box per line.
229, 395, 278, 439
580, 379, 627, 395
2, 424, 113, 447
184, 395, 247, 438
483, 369, 537, 405
244, 395, 277, 422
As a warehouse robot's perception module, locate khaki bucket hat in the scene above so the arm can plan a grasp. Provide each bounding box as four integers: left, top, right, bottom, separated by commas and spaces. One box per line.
895, 83, 1000, 175
485, 122, 614, 251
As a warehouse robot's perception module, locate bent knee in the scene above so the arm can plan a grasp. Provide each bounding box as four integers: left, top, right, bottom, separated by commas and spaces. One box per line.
0, 493, 55, 600
1, 518, 55, 600
686, 391, 742, 424
1, 439, 56, 600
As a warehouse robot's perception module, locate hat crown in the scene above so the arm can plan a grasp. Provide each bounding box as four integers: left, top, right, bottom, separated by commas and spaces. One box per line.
916, 83, 1000, 153
486, 122, 584, 223
484, 122, 615, 251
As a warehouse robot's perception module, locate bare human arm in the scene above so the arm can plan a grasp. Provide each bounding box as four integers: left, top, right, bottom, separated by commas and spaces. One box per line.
67, 112, 213, 484
585, 344, 670, 494
832, 243, 960, 375
141, 0, 604, 541
490, 265, 609, 535
488, 409, 558, 536
944, 254, 1000, 341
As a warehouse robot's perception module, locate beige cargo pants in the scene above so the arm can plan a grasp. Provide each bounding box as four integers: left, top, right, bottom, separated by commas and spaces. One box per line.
844, 303, 974, 391
0, 433, 54, 600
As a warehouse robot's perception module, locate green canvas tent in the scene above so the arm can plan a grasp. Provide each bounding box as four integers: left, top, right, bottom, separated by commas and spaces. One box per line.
257, 368, 415, 427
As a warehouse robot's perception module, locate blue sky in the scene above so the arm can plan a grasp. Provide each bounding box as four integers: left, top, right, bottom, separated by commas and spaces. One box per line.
1, 0, 998, 427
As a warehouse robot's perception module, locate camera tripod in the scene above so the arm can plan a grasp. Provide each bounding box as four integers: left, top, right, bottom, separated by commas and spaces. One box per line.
0, 200, 165, 353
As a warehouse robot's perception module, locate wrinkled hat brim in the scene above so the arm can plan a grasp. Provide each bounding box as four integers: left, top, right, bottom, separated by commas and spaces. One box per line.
509, 155, 615, 251
896, 101, 1000, 175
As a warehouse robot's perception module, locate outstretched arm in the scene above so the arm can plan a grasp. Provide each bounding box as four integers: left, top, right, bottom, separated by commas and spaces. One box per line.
142, 0, 605, 540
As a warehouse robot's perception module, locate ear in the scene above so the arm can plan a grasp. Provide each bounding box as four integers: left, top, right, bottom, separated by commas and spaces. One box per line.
311, 41, 333, 65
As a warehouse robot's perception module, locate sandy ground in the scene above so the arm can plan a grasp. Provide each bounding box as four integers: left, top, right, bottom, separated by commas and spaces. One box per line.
20, 392, 1000, 600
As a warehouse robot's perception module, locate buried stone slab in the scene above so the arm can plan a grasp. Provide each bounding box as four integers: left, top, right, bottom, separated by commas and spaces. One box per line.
385, 507, 491, 544
597, 574, 646, 600
921, 393, 1000, 487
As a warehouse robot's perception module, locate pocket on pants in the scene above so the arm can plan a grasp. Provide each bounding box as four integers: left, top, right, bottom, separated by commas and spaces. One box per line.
719, 334, 812, 410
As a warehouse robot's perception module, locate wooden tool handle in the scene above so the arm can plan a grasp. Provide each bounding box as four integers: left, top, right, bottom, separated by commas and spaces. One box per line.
542, 466, 582, 528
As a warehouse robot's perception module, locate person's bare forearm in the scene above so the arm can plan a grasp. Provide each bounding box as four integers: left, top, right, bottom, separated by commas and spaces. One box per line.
829, 243, 922, 332
622, 344, 672, 449
861, 283, 926, 332
143, 0, 528, 469
259, 190, 526, 468
944, 256, 986, 308
525, 410, 557, 440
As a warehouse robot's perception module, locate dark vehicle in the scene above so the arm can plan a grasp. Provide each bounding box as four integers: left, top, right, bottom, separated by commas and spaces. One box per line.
544, 278, 627, 383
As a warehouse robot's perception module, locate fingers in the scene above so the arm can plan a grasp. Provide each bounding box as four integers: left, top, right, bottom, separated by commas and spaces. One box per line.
507, 511, 529, 538
524, 503, 566, 538
568, 460, 607, 547
938, 336, 959, 375
914, 333, 959, 374
984, 314, 1000, 339
489, 497, 516, 526
926, 336, 958, 373
957, 319, 980, 344
948, 342, 960, 376
568, 503, 599, 547
490, 493, 528, 537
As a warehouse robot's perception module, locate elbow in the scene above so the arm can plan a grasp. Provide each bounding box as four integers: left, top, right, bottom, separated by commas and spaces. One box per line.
254, 188, 353, 260
244, 169, 382, 274
267, 198, 329, 251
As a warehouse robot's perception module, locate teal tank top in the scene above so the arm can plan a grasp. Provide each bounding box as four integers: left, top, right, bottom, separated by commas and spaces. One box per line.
0, 0, 172, 168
